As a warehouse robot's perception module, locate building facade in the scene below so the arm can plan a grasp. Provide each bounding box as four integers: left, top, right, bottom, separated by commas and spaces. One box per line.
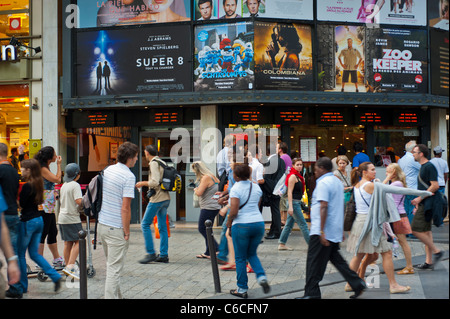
6, 0, 446, 224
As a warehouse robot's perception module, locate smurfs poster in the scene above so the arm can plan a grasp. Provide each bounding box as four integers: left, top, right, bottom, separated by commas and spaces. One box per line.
194, 21, 255, 91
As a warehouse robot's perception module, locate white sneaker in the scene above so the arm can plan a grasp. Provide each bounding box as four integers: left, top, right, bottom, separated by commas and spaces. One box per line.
62, 266, 80, 280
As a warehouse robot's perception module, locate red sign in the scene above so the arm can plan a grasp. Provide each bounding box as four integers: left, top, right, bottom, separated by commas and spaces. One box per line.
9, 17, 21, 31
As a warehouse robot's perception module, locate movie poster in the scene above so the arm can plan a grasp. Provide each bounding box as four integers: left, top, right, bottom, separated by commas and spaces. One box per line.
218, 0, 243, 19
76, 25, 192, 96
317, 25, 366, 93
254, 22, 313, 90
194, 0, 219, 20
366, 28, 427, 93
77, 0, 191, 28
317, 0, 426, 26
429, 0, 450, 31
242, 0, 313, 20
194, 22, 254, 91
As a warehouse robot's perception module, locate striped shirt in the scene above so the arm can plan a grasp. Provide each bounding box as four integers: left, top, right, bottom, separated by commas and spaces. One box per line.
98, 163, 136, 229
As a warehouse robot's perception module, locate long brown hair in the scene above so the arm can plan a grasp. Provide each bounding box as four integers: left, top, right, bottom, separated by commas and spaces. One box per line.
21, 159, 44, 205
350, 161, 373, 186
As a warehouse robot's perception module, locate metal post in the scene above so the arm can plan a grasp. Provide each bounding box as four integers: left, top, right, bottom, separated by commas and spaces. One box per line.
205, 219, 221, 293
78, 230, 88, 299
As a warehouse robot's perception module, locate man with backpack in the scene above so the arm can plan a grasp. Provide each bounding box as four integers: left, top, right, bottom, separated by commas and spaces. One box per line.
136, 145, 171, 264
97, 142, 138, 299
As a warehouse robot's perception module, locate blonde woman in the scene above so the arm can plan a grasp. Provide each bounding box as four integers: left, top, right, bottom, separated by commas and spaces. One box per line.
383, 163, 414, 275
333, 155, 353, 203
192, 161, 221, 259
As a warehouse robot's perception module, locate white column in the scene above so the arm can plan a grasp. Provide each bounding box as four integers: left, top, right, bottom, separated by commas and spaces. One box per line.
430, 108, 448, 158
200, 105, 219, 175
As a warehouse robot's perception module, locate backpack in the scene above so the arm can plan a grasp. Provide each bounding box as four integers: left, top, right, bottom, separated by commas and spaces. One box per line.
81, 170, 104, 249
153, 159, 182, 193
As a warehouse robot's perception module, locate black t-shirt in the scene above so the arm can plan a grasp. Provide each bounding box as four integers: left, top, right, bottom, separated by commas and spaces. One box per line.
0, 163, 20, 215
418, 161, 438, 208
19, 182, 41, 222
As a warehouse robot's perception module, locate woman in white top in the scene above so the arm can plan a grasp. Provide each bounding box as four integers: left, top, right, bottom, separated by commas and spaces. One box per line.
346, 162, 411, 294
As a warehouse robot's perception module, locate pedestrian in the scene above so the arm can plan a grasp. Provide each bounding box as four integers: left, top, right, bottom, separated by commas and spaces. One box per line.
0, 143, 21, 298
278, 158, 310, 251
299, 157, 366, 299
8, 148, 20, 172
430, 146, 448, 195
217, 134, 233, 191
333, 155, 353, 203
331, 145, 351, 172
346, 162, 431, 294
278, 142, 292, 226
98, 141, 138, 299
58, 163, 83, 279
411, 144, 444, 270
227, 162, 270, 298
261, 145, 285, 239
1, 193, 20, 299
34, 146, 64, 268
351, 141, 370, 168
136, 145, 171, 264
398, 140, 421, 224
248, 146, 264, 186
17, 159, 62, 296
191, 161, 221, 259
382, 163, 415, 275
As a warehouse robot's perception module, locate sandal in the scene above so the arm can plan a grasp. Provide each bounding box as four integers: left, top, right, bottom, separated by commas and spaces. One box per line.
397, 267, 415, 275
390, 285, 411, 294
220, 263, 236, 271
195, 254, 210, 259
230, 289, 248, 299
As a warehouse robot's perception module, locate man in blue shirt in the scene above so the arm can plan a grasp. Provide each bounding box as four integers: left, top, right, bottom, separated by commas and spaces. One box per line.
352, 141, 370, 168
299, 157, 365, 299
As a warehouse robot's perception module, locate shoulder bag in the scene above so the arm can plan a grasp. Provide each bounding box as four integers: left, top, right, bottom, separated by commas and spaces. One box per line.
343, 189, 356, 231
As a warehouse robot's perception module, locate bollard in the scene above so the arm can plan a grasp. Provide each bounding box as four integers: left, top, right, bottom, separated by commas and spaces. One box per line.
205, 219, 221, 293
78, 230, 88, 299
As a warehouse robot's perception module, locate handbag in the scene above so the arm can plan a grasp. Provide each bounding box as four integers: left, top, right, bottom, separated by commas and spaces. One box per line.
193, 192, 200, 208
343, 190, 356, 231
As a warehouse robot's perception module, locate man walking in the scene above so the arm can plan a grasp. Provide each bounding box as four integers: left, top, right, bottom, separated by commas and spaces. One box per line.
98, 141, 138, 299
398, 140, 421, 224
136, 145, 171, 264
430, 146, 448, 195
411, 144, 443, 270
300, 157, 365, 299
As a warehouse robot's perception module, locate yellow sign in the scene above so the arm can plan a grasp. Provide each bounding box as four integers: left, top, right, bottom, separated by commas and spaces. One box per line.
29, 139, 41, 159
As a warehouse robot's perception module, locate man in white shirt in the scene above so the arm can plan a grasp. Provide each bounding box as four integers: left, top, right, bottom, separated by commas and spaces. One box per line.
430, 146, 448, 194
98, 141, 138, 299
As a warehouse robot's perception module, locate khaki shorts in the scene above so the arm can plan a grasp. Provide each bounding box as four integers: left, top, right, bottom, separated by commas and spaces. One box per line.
411, 204, 432, 233
280, 195, 288, 211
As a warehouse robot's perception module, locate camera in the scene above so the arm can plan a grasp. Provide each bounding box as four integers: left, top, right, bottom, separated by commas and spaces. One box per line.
147, 189, 156, 199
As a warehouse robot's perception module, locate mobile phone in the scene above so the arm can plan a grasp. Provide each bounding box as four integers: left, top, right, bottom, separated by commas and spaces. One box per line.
212, 194, 220, 200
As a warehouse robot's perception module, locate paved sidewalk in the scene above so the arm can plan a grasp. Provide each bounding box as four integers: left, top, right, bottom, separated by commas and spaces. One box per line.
2, 221, 448, 300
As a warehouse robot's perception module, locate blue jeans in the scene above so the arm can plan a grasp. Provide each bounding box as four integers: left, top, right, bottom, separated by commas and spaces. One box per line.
17, 217, 61, 293
231, 222, 266, 291
217, 213, 229, 262
4, 214, 21, 294
141, 200, 170, 257
279, 200, 310, 245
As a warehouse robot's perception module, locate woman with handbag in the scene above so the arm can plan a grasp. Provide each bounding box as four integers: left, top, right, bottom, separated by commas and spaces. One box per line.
278, 158, 310, 251
333, 155, 353, 204
382, 163, 415, 275
227, 163, 270, 298
346, 162, 431, 294
192, 161, 221, 259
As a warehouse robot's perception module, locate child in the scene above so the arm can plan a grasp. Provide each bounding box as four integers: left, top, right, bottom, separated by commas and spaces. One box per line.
58, 163, 83, 279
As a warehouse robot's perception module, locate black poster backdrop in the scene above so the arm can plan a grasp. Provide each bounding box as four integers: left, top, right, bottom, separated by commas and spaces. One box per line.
254, 22, 313, 91
430, 28, 450, 96
366, 28, 428, 93
76, 25, 192, 96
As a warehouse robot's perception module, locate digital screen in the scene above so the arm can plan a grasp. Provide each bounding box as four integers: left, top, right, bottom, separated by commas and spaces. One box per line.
153, 111, 181, 124
395, 112, 419, 125
358, 111, 383, 124
236, 110, 260, 122
87, 111, 114, 126
319, 111, 345, 123
277, 111, 304, 123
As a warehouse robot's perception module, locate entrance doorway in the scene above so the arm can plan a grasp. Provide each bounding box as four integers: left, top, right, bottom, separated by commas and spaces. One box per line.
139, 128, 191, 222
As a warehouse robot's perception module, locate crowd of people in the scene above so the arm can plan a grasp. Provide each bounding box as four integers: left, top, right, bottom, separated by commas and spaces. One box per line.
0, 137, 447, 299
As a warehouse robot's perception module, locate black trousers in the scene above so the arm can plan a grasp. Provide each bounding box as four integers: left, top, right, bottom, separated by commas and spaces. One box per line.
304, 235, 364, 298
266, 196, 281, 236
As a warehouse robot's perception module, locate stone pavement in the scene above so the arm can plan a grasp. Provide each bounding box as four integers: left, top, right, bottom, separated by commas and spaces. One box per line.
1, 221, 448, 300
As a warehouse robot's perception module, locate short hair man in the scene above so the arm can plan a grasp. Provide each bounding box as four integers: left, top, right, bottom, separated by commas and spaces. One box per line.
246, 0, 260, 16
221, 0, 241, 18
430, 146, 448, 195
300, 157, 365, 299
198, 0, 213, 20
98, 141, 138, 299
338, 38, 362, 92
136, 144, 171, 264
411, 144, 443, 270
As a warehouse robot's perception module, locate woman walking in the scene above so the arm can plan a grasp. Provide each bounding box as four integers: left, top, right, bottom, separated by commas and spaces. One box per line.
382, 163, 415, 275
278, 158, 310, 250
192, 161, 221, 259
346, 162, 431, 294
17, 159, 62, 295
227, 163, 270, 298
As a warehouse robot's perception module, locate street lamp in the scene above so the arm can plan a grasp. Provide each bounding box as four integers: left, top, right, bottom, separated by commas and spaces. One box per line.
9, 36, 41, 55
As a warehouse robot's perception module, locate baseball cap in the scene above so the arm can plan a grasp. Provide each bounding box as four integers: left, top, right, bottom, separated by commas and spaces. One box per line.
433, 146, 444, 154
64, 163, 81, 182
